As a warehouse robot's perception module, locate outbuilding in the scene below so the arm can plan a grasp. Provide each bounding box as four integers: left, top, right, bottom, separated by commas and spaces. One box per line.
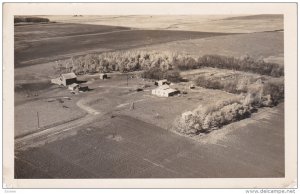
60, 72, 77, 86
152, 85, 179, 97
154, 79, 169, 86
68, 83, 79, 91
100, 73, 108, 79
79, 85, 89, 92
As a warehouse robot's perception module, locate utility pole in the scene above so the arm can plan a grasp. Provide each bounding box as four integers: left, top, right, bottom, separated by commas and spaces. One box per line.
37, 111, 40, 129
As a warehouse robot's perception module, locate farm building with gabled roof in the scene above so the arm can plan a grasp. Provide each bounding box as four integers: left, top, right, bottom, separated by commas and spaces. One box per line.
60, 72, 77, 86
152, 85, 179, 97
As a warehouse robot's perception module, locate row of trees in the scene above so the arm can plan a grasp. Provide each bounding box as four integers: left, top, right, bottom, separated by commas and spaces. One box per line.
194, 75, 284, 106
14, 17, 50, 24
55, 51, 284, 77
174, 76, 284, 136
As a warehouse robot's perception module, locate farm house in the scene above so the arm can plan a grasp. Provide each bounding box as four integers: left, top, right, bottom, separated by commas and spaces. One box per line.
100, 73, 108, 79
152, 85, 179, 97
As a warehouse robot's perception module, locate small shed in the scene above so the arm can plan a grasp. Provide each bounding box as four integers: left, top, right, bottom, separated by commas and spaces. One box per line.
152, 85, 179, 97
68, 83, 79, 91
155, 79, 169, 86
60, 72, 77, 86
79, 85, 89, 92
189, 84, 195, 89
100, 73, 108, 79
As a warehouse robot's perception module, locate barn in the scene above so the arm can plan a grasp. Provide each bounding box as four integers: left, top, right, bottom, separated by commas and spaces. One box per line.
152, 85, 179, 97
60, 72, 77, 86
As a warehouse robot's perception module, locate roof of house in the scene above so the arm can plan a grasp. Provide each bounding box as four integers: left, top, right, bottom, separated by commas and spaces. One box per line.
164, 88, 177, 93
61, 72, 77, 79
68, 83, 79, 88
156, 85, 170, 90
153, 85, 178, 93
158, 79, 168, 82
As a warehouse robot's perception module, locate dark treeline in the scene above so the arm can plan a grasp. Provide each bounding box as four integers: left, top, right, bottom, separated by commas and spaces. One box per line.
14, 17, 50, 24
55, 51, 284, 77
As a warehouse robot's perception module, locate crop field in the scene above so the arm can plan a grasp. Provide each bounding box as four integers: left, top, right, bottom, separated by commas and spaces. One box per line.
15, 103, 284, 178
15, 22, 230, 68
44, 15, 283, 33
139, 31, 284, 65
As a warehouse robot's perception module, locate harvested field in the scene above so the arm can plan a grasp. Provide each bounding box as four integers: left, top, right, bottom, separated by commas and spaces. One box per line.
139, 31, 284, 65
44, 15, 283, 33
15, 103, 284, 178
15, 22, 230, 68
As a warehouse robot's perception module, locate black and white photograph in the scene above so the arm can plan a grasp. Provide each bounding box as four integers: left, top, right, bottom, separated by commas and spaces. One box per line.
2, 2, 298, 189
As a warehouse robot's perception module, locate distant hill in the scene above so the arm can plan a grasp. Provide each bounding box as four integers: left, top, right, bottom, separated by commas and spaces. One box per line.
223, 14, 283, 20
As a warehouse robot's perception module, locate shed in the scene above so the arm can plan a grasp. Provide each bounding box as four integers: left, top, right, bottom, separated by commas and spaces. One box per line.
100, 73, 108, 79
60, 72, 77, 86
154, 79, 169, 86
189, 84, 195, 89
152, 85, 179, 97
68, 83, 79, 91
79, 85, 89, 92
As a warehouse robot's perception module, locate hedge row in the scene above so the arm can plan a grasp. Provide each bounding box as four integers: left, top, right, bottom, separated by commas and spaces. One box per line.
55, 51, 284, 77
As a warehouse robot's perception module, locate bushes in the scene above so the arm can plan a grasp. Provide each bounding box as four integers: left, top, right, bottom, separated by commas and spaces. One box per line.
263, 79, 284, 105
58, 50, 283, 78
165, 70, 181, 82
174, 78, 284, 136
174, 97, 252, 135
141, 68, 181, 82
141, 67, 164, 80
198, 55, 284, 77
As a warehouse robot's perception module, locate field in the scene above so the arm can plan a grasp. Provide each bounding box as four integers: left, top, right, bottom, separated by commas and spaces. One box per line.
15, 103, 284, 178
139, 31, 284, 65
44, 15, 283, 33
14, 15, 285, 179
15, 23, 230, 68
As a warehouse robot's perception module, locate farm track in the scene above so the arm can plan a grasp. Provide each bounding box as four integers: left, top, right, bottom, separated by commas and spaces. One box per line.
15, 85, 149, 151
